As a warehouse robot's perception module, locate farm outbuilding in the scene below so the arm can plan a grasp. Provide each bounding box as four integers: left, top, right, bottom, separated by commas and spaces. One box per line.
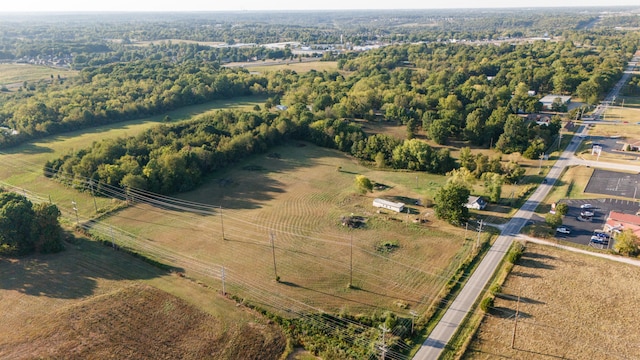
373, 198, 405, 213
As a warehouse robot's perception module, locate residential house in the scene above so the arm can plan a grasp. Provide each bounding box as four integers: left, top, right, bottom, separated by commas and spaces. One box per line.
465, 196, 487, 210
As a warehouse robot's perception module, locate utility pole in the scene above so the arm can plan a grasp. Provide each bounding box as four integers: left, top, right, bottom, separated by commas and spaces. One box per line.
415, 175, 418, 189
558, 130, 562, 151
110, 225, 115, 249
511, 291, 521, 349
538, 153, 544, 174
410, 310, 418, 334
378, 324, 389, 360
476, 219, 484, 250
270, 231, 278, 281
349, 234, 353, 287
71, 200, 79, 226
90, 180, 98, 213
221, 265, 226, 295
219, 206, 225, 240
464, 222, 468, 240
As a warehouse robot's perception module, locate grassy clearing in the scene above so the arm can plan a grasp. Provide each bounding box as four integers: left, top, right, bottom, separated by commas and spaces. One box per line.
600, 106, 640, 122
103, 142, 469, 316
244, 60, 338, 74
0, 64, 78, 86
543, 165, 594, 205
360, 119, 408, 140
463, 243, 640, 360
588, 122, 640, 138
0, 235, 284, 359
618, 96, 640, 109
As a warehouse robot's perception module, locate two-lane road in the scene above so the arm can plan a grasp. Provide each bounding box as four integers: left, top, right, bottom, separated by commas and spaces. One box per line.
413, 53, 639, 359
413, 139, 578, 359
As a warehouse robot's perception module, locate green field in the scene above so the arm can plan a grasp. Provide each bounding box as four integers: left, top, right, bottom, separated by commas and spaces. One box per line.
0, 64, 78, 86
0, 95, 267, 217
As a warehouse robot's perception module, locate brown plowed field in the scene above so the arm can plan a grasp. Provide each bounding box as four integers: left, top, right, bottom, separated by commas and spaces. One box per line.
0, 238, 285, 359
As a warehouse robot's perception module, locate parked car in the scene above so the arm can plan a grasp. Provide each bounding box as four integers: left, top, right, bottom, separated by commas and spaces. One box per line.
590, 236, 609, 245
580, 204, 593, 209
581, 211, 595, 217
577, 216, 592, 222
556, 227, 571, 234
593, 231, 609, 239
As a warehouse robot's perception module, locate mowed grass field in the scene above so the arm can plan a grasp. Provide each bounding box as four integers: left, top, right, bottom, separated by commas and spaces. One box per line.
0, 236, 285, 359
103, 142, 469, 316
0, 64, 77, 86
464, 243, 640, 359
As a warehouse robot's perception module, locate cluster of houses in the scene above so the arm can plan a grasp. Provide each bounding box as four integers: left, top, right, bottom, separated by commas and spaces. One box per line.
12, 54, 73, 68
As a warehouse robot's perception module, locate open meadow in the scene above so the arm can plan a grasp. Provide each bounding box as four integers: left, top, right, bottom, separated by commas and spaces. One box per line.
0, 64, 78, 88
100, 142, 470, 316
464, 243, 640, 359
225, 60, 338, 73
0, 235, 285, 359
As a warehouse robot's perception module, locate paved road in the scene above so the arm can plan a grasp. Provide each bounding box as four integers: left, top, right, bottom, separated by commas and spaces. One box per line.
413, 133, 580, 360
413, 54, 638, 360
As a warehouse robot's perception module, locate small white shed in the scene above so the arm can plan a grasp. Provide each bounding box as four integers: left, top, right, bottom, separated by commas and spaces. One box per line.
373, 198, 405, 213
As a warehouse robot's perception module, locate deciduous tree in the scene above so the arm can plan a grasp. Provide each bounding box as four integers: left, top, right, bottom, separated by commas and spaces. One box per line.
613, 229, 640, 256
434, 182, 470, 225
355, 175, 373, 194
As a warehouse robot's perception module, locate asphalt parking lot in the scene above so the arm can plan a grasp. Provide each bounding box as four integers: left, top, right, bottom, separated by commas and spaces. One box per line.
585, 169, 640, 198
553, 198, 640, 248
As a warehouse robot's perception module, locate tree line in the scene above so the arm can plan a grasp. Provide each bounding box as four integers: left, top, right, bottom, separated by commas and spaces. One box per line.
44, 104, 457, 196
0, 61, 267, 148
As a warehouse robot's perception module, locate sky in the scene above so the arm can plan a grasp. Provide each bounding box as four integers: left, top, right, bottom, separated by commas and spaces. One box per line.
0, 0, 638, 12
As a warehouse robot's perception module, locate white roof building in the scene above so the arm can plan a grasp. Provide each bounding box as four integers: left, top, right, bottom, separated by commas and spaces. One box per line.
540, 95, 572, 110
373, 198, 405, 213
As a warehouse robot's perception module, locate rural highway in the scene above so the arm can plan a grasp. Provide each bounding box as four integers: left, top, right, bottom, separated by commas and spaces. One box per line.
414, 54, 638, 359
413, 136, 580, 360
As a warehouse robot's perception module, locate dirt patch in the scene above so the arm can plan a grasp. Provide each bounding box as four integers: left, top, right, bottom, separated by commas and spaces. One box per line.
465, 243, 640, 359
